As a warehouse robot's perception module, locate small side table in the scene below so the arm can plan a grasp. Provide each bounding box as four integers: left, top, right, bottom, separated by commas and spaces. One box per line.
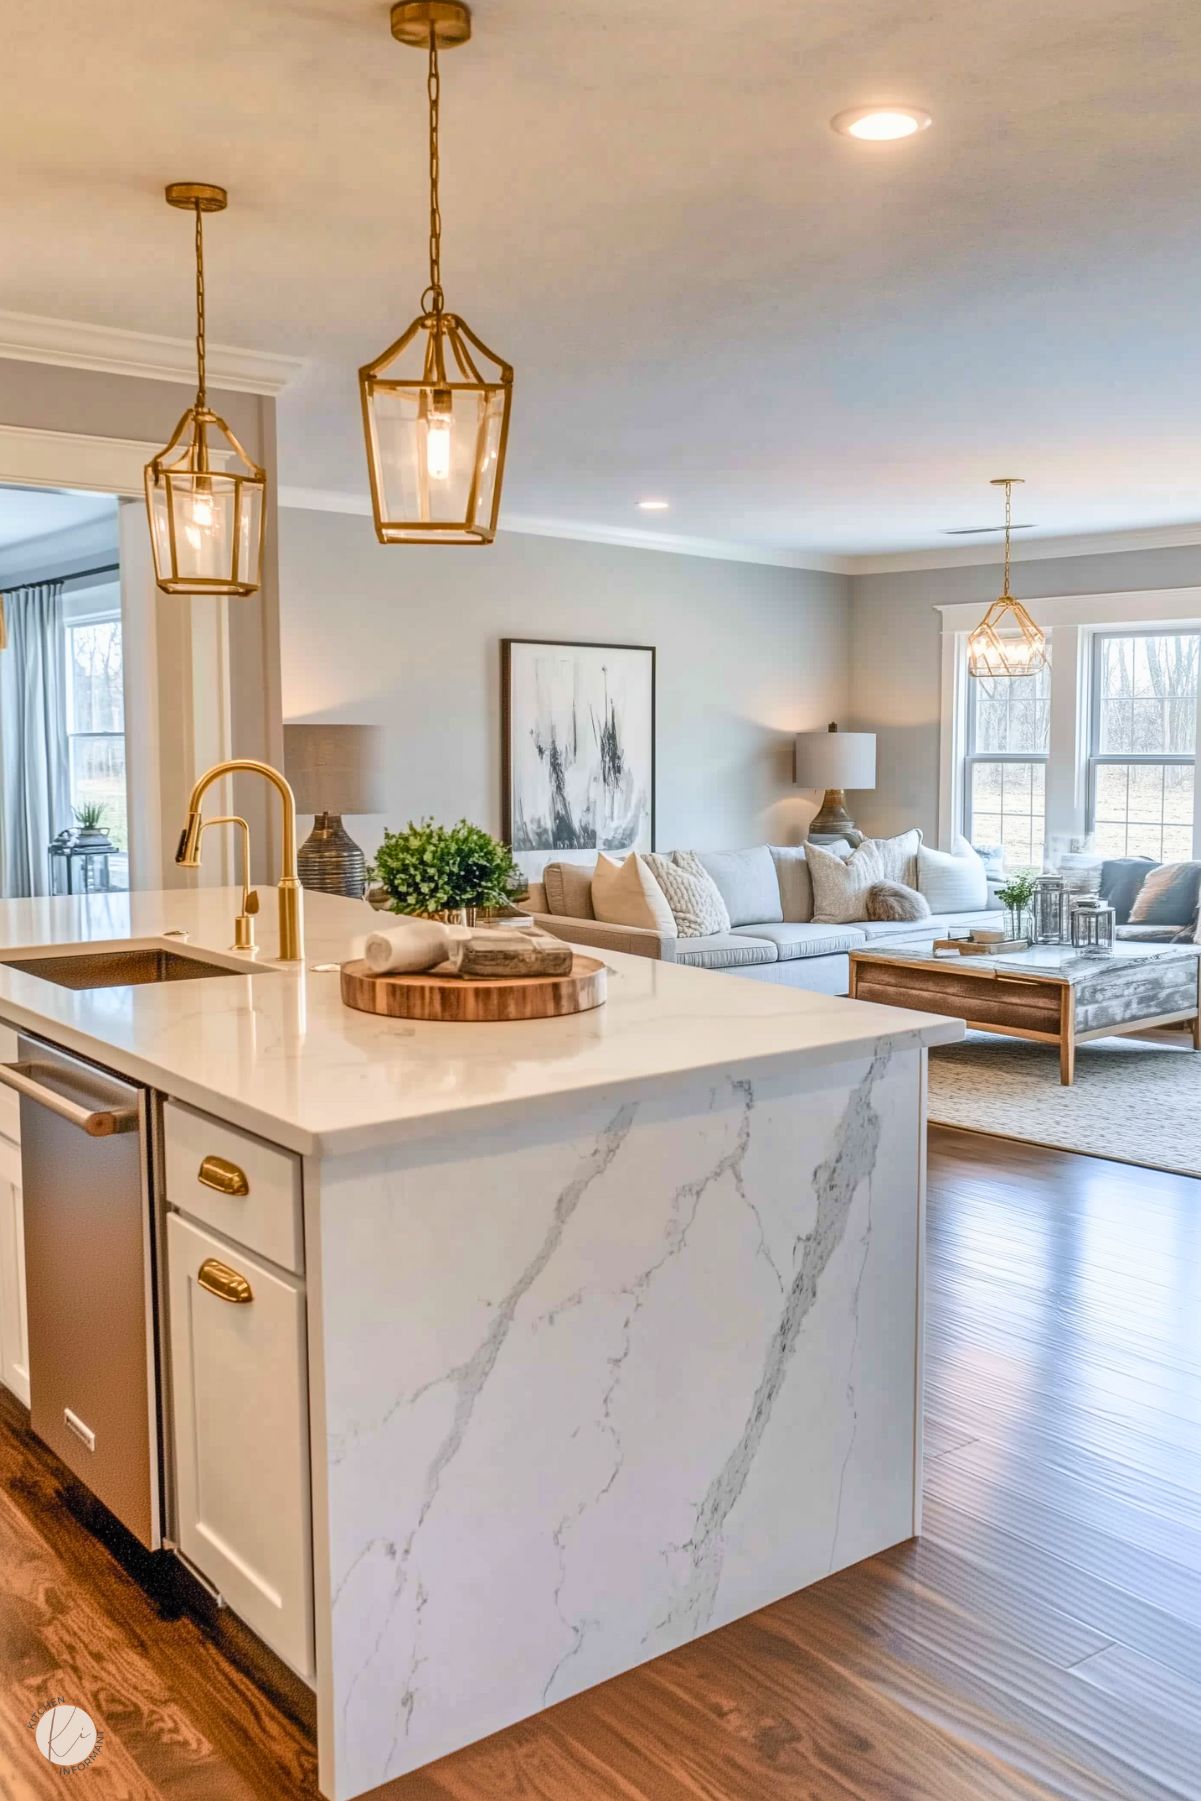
48, 840, 115, 896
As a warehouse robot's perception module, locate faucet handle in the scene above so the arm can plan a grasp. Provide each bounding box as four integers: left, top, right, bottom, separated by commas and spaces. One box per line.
245, 889, 260, 916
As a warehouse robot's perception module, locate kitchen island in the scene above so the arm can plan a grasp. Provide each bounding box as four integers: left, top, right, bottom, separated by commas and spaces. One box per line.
0, 887, 959, 1801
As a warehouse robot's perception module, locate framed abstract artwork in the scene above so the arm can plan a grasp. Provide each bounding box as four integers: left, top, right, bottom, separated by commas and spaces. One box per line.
501, 639, 656, 869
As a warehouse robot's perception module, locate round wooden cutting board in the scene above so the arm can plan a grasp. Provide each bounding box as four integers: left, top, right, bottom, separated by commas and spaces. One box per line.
340, 954, 608, 1023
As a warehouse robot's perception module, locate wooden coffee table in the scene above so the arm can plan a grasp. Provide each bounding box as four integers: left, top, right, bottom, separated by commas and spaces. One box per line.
848, 940, 1201, 1085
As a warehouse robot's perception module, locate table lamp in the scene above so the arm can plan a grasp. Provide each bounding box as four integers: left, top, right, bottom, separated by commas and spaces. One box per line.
794, 722, 877, 845
283, 723, 384, 898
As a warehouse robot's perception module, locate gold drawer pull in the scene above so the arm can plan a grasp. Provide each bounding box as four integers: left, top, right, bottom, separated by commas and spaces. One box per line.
197, 1258, 253, 1304
197, 1154, 249, 1197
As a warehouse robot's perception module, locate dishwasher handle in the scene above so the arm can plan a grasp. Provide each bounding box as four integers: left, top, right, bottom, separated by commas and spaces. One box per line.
0, 1061, 140, 1137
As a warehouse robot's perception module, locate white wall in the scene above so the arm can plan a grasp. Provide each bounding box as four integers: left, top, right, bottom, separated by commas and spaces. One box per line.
278, 509, 850, 861
848, 544, 1201, 842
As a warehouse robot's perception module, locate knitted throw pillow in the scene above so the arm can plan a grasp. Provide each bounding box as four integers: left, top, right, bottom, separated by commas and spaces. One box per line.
644, 851, 730, 937
864, 881, 931, 923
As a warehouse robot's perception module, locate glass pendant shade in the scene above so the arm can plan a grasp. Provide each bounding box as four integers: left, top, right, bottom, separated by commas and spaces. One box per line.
967, 476, 1048, 680
145, 408, 266, 595
966, 596, 1049, 679
360, 312, 512, 544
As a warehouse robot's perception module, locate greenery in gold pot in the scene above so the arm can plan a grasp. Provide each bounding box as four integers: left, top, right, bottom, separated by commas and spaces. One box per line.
370, 818, 519, 917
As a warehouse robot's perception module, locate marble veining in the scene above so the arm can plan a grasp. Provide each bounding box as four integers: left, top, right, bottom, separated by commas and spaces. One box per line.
314, 1045, 925, 1798
654, 1040, 891, 1643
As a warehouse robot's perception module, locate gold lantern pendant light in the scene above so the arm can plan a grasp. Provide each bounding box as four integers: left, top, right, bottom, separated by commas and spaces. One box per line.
359, 2, 513, 545
145, 184, 266, 597
966, 477, 1049, 679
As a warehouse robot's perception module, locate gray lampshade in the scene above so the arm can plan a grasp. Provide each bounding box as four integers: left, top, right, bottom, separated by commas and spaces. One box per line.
283, 723, 385, 815
794, 724, 876, 791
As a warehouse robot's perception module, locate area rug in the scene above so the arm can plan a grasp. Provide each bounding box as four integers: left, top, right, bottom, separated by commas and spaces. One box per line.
927, 1030, 1201, 1178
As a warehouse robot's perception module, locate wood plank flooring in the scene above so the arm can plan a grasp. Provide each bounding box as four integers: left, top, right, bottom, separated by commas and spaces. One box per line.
2, 1125, 1200, 1799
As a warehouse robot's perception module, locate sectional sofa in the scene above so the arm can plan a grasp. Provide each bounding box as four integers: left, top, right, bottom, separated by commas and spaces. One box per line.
527, 842, 1004, 996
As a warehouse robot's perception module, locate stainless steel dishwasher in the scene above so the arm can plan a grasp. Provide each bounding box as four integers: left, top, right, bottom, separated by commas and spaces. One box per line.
0, 1035, 160, 1548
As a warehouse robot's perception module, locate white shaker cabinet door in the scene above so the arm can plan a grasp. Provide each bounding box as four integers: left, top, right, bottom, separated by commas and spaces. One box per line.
166, 1211, 313, 1679
0, 1135, 29, 1408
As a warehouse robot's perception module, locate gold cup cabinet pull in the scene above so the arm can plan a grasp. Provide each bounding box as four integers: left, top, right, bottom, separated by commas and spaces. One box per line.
197, 1258, 253, 1304
197, 1154, 249, 1196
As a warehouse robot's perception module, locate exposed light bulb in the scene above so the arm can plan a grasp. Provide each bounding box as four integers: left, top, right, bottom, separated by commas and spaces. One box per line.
426, 415, 452, 482
191, 488, 215, 528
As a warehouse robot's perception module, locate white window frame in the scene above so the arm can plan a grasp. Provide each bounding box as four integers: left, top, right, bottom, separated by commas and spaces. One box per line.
1086, 626, 1201, 858
938, 587, 1201, 861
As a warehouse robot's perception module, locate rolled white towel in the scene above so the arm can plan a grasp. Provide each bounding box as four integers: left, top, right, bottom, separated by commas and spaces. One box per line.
363, 918, 469, 975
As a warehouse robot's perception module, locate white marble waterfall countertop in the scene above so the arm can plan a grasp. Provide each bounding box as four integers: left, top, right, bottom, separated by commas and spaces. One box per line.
0, 888, 961, 1155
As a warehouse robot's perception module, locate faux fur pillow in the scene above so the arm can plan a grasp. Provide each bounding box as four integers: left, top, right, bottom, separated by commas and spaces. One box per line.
865, 881, 931, 923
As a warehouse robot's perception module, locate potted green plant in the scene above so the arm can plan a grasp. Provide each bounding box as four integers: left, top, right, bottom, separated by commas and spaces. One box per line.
369, 818, 519, 924
995, 869, 1038, 942
72, 803, 111, 848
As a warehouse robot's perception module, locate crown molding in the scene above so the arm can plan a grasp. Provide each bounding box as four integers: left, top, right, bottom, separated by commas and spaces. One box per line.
0, 309, 305, 396
0, 423, 158, 497
277, 486, 853, 574
845, 521, 1201, 575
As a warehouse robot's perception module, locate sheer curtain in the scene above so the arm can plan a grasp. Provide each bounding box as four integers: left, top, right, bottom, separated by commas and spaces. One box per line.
0, 580, 69, 898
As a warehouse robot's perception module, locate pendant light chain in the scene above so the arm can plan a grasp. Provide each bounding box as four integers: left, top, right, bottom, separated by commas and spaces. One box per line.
426, 26, 444, 316
1001, 478, 1012, 599
194, 201, 207, 408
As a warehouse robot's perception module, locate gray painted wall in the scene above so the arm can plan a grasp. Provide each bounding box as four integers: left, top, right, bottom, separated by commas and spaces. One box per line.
848, 545, 1201, 842
278, 509, 850, 861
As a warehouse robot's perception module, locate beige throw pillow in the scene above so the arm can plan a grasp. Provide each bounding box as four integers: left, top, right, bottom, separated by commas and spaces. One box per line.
644, 851, 730, 937
808, 838, 889, 924
591, 853, 678, 935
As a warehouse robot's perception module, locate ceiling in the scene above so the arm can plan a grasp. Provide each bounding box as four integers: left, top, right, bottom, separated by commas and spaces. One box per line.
0, 486, 116, 554
2, 0, 1200, 560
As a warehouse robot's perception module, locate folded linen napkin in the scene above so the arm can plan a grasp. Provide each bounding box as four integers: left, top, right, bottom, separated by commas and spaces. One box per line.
363, 918, 469, 974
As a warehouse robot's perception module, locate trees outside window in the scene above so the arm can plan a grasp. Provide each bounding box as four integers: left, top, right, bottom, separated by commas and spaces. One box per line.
65, 615, 127, 858
964, 662, 1051, 868
1090, 633, 1198, 860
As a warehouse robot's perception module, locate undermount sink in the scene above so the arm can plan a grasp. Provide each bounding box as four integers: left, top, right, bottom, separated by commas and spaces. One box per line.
0, 948, 260, 990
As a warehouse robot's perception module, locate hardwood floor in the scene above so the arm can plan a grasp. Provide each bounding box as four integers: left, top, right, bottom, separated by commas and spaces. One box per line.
2, 1125, 1200, 1799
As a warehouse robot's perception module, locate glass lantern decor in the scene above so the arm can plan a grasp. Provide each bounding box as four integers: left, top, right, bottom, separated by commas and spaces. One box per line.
359, 2, 514, 545
144, 184, 266, 597
1032, 874, 1071, 944
1070, 897, 1116, 957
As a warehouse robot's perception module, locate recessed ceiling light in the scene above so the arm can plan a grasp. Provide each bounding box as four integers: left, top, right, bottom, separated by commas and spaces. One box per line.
830, 106, 932, 142
637, 499, 670, 511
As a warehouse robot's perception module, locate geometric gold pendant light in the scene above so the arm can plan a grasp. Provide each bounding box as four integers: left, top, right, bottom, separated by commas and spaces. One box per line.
966, 476, 1049, 680
144, 183, 267, 597
359, 2, 514, 545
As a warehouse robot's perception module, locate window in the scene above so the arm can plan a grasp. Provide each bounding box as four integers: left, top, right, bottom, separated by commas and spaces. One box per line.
1089, 632, 1199, 860
65, 611, 127, 858
964, 663, 1050, 868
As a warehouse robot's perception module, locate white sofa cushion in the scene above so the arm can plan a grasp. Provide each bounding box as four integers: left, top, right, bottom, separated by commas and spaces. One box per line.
731, 922, 867, 960
917, 839, 988, 911
855, 909, 1001, 941
808, 839, 892, 924
675, 932, 778, 969
592, 853, 678, 935
695, 847, 783, 926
